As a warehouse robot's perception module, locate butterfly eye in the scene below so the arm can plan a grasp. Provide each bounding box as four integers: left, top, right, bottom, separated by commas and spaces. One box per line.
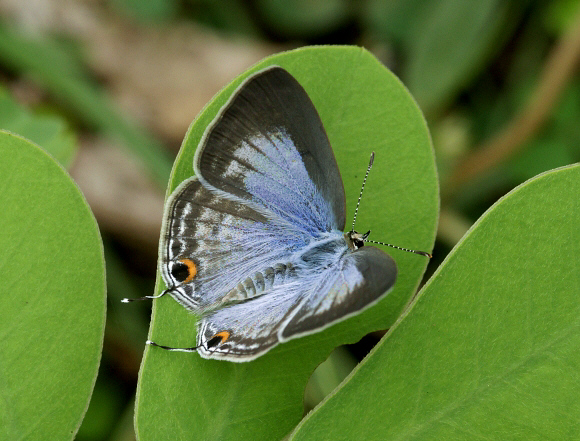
207, 331, 230, 348
171, 259, 197, 283
353, 238, 365, 248
348, 231, 366, 249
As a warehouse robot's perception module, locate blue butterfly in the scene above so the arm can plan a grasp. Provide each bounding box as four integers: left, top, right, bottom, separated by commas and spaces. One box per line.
140, 66, 430, 362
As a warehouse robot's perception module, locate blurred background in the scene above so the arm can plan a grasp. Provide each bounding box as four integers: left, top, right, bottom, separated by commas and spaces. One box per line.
1, 0, 579, 439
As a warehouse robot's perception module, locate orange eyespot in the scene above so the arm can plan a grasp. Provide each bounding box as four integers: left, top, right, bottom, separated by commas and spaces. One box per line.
171, 259, 197, 283
206, 331, 231, 349
213, 331, 230, 344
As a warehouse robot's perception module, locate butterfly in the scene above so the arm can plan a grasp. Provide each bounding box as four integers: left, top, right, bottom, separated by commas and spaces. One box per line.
129, 66, 430, 362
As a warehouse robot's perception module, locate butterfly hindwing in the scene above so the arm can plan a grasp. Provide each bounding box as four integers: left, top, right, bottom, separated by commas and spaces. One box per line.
280, 246, 397, 340
196, 286, 303, 361
195, 244, 396, 361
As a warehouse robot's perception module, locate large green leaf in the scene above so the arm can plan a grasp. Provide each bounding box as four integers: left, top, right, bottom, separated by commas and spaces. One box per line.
136, 46, 438, 441
0, 131, 106, 440
291, 163, 580, 440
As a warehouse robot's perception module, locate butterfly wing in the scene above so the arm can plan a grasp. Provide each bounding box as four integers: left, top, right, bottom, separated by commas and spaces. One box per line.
196, 287, 303, 361
160, 66, 346, 312
160, 177, 303, 311
196, 246, 397, 361
194, 66, 346, 233
280, 246, 397, 340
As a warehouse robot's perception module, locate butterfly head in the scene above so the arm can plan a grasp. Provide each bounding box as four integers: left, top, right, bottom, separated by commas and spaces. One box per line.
348, 230, 371, 250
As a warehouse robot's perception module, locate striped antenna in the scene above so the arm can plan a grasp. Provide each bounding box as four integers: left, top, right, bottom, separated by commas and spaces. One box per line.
351, 152, 375, 232
365, 239, 432, 258
350, 152, 432, 259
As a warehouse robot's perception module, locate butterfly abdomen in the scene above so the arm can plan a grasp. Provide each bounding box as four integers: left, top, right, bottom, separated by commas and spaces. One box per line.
222, 262, 296, 303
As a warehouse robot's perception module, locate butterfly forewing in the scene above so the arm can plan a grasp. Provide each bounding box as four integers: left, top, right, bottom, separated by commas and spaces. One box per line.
194, 67, 346, 233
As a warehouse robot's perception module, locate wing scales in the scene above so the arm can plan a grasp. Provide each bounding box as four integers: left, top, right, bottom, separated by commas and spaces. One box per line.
160, 177, 307, 311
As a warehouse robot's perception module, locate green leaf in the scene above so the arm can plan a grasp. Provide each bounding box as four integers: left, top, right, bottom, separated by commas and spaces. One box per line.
291, 164, 580, 440
403, 0, 515, 116
0, 131, 106, 441
363, 0, 435, 44
255, 0, 350, 38
111, 0, 179, 23
0, 87, 77, 168
136, 46, 438, 441
508, 138, 573, 182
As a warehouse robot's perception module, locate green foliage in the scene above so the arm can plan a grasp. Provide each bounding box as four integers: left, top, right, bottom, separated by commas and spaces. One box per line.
509, 81, 580, 181
291, 164, 580, 440
544, 0, 580, 34
135, 46, 438, 441
255, 0, 350, 38
363, 0, 527, 116
0, 87, 77, 168
111, 0, 179, 23
0, 132, 106, 440
403, 0, 517, 115
0, 24, 172, 185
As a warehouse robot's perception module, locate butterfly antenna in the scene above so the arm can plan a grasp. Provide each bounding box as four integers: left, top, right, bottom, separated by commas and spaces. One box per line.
121, 288, 170, 303
351, 152, 375, 232
365, 239, 432, 258
146, 340, 200, 353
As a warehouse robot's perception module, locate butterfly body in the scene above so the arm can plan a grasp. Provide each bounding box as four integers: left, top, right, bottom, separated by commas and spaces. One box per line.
158, 66, 398, 361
